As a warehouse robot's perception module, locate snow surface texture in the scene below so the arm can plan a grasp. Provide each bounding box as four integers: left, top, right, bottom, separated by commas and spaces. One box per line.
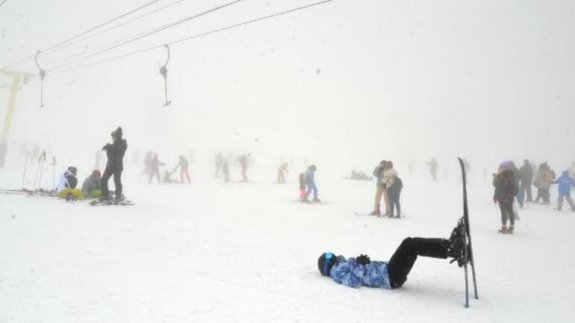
1, 163, 574, 323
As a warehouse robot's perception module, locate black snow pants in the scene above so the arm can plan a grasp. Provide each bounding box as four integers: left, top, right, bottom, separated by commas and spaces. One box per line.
101, 166, 123, 199
387, 237, 448, 289
498, 199, 515, 226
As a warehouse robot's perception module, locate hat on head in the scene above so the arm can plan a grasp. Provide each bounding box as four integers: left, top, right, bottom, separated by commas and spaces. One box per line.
318, 252, 337, 276
112, 127, 123, 138
91, 169, 101, 178
67, 166, 77, 175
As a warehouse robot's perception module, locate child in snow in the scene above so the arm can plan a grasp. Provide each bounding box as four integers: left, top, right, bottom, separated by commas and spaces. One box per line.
552, 171, 575, 211
318, 223, 469, 289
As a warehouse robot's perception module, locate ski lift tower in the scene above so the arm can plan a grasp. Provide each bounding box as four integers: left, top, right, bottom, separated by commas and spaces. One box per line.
0, 68, 31, 167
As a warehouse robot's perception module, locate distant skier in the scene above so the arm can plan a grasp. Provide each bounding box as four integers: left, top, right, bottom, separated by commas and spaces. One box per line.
277, 162, 289, 183
518, 159, 533, 203
534, 162, 555, 204
493, 164, 519, 234
174, 155, 191, 183
382, 161, 398, 216
303, 164, 320, 203
101, 127, 128, 201
214, 153, 224, 178
387, 174, 403, 218
318, 223, 469, 289
552, 171, 575, 212
222, 159, 230, 183
370, 160, 387, 216
298, 172, 306, 201
148, 154, 164, 184
81, 169, 101, 198
238, 154, 249, 182
426, 158, 438, 181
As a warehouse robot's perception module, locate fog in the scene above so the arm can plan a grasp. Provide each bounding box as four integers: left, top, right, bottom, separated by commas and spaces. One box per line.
1, 0, 574, 179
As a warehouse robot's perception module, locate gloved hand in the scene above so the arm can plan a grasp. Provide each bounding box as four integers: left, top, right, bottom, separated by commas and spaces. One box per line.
356, 254, 371, 265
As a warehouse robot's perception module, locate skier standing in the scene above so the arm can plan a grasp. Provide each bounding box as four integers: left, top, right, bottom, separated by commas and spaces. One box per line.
518, 159, 533, 203
175, 155, 191, 183
387, 174, 403, 218
277, 162, 288, 183
552, 170, 575, 211
426, 158, 438, 181
222, 159, 230, 183
303, 164, 319, 202
370, 160, 386, 216
238, 154, 249, 182
148, 154, 164, 184
382, 161, 398, 216
101, 127, 128, 201
493, 166, 519, 234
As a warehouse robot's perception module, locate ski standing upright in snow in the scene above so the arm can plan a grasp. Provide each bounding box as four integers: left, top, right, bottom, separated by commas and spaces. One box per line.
457, 157, 478, 308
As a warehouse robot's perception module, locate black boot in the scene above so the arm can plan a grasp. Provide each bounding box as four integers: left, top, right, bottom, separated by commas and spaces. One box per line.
446, 219, 470, 267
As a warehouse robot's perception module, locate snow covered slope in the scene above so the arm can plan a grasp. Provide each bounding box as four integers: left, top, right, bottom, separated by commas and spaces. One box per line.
1, 166, 574, 323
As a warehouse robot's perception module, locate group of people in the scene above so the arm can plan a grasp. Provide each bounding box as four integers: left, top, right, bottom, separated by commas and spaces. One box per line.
370, 160, 403, 218
492, 159, 575, 234
213, 153, 252, 183
144, 153, 191, 184
55, 127, 127, 201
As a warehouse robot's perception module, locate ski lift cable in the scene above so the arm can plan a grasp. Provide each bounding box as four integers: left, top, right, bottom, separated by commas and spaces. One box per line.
49, 0, 334, 77
48, 0, 242, 72
2, 0, 159, 68
41, 0, 190, 66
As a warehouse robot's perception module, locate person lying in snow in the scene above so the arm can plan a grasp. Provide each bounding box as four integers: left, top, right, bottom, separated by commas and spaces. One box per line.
318, 223, 469, 289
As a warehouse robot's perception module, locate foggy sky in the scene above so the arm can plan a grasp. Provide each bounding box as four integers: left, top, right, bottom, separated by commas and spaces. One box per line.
1, 0, 574, 175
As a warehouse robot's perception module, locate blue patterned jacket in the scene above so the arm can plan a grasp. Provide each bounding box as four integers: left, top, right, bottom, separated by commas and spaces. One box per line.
329, 256, 392, 289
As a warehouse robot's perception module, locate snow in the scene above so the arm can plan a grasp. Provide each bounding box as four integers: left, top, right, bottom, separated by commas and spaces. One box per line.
1, 163, 574, 323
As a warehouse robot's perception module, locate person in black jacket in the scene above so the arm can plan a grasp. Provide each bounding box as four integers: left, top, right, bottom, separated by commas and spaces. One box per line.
101, 127, 128, 201
493, 167, 519, 234
518, 159, 533, 204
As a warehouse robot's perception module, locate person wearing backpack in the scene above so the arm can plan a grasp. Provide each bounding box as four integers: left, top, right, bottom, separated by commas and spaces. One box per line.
493, 167, 519, 234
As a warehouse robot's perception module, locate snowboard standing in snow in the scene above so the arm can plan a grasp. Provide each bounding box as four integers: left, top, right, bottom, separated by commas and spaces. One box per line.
457, 157, 478, 308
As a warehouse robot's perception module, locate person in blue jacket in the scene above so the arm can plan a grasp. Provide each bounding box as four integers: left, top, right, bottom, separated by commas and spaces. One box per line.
552, 170, 575, 211
318, 225, 468, 289
303, 164, 320, 203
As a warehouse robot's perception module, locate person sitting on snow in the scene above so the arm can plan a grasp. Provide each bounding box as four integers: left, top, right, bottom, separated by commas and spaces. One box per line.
55, 166, 83, 200
81, 169, 102, 198
317, 222, 469, 289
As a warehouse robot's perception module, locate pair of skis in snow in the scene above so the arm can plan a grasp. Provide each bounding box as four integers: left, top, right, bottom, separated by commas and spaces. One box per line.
457, 157, 478, 308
